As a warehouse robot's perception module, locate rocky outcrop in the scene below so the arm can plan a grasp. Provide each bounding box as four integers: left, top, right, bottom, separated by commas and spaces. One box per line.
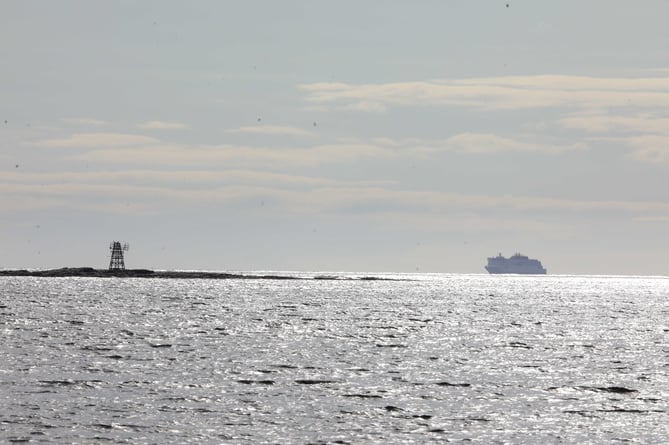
0, 268, 293, 280
0, 268, 405, 281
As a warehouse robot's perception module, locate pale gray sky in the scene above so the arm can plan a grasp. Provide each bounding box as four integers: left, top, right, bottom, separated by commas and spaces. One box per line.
2, 1, 669, 274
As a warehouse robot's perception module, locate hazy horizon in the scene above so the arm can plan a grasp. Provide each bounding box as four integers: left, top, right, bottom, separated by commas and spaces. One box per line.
3, 1, 669, 275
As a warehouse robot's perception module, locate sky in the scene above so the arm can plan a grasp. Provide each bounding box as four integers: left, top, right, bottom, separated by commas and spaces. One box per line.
2, 1, 669, 275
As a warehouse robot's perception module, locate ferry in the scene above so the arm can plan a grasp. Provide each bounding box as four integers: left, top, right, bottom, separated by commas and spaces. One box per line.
485, 253, 547, 274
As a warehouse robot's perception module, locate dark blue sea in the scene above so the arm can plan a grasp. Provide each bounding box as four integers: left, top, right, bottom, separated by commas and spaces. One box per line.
1, 273, 668, 444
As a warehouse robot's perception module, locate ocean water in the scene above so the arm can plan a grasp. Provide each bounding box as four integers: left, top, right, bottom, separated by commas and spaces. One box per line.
1, 273, 667, 444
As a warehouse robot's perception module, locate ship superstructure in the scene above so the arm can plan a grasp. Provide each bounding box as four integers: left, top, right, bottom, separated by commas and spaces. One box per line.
485, 253, 547, 274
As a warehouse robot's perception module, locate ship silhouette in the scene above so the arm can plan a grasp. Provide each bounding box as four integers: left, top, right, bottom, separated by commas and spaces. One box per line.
485, 253, 547, 274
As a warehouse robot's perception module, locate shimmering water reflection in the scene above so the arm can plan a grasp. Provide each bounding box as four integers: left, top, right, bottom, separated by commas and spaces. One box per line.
1, 274, 667, 443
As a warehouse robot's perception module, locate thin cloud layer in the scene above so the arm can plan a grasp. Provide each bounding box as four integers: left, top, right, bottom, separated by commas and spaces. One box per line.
61, 118, 107, 126
560, 110, 669, 161
300, 75, 669, 111
36, 133, 160, 148
560, 111, 669, 135
608, 135, 669, 162
438, 133, 586, 154
74, 142, 391, 167
137, 121, 191, 130
1, 169, 392, 188
300, 75, 669, 165
4, 178, 668, 220
40, 133, 579, 167
227, 125, 313, 136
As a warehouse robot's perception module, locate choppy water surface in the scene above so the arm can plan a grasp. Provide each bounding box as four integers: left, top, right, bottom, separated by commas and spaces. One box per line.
1, 273, 668, 444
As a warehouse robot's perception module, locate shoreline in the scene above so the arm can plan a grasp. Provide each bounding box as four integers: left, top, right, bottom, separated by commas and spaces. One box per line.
0, 267, 399, 281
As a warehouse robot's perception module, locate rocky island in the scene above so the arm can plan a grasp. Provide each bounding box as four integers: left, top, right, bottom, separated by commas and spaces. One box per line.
0, 267, 397, 281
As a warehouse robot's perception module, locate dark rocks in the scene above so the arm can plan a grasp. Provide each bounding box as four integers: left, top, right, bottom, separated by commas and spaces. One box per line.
294, 379, 338, 385
436, 382, 471, 387
589, 386, 638, 394
0, 268, 407, 281
343, 394, 383, 399
237, 379, 275, 385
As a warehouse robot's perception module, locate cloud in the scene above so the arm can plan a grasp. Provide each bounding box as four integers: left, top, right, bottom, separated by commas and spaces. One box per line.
643, 67, 669, 74
75, 142, 393, 167
4, 166, 669, 222
61, 118, 107, 126
227, 125, 313, 136
558, 110, 669, 162
345, 101, 388, 113
4, 178, 667, 214
36, 132, 160, 148
611, 135, 669, 162
300, 75, 669, 112
73, 135, 575, 167
137, 121, 191, 130
436, 133, 586, 154
38, 132, 581, 168
296, 188, 669, 215
0, 169, 393, 189
299, 74, 669, 164
560, 110, 669, 135
29, 126, 584, 177
338, 134, 585, 156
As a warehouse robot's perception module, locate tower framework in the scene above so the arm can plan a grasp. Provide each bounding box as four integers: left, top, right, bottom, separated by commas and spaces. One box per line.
109, 241, 129, 270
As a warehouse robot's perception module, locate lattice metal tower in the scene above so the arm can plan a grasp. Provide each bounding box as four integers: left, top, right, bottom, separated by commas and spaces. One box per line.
109, 241, 129, 270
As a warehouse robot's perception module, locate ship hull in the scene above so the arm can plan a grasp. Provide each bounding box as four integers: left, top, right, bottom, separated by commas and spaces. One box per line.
485, 267, 546, 275
485, 253, 547, 275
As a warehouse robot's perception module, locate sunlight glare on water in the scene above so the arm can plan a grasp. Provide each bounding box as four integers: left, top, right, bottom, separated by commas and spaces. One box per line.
1, 273, 668, 443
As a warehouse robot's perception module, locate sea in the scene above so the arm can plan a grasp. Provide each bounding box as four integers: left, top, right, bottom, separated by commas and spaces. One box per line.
1, 272, 667, 444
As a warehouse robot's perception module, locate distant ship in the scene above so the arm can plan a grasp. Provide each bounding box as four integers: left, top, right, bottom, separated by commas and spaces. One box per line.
485, 253, 547, 274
